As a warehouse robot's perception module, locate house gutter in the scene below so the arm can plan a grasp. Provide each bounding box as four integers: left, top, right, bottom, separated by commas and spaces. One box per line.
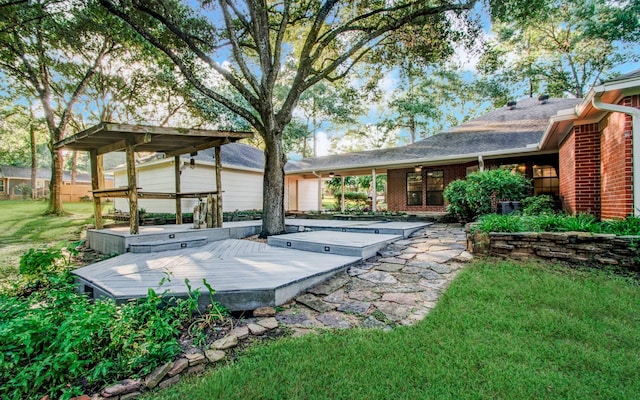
591, 94, 640, 216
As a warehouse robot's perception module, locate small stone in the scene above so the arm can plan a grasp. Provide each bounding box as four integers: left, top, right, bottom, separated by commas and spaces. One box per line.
144, 361, 173, 389
346, 290, 379, 302
361, 316, 390, 330
429, 264, 452, 274
167, 358, 188, 377
120, 392, 142, 400
419, 269, 443, 280
248, 323, 267, 335
454, 251, 473, 262
324, 289, 345, 303
101, 379, 142, 397
253, 306, 276, 317
375, 262, 404, 272
316, 312, 357, 329
378, 257, 406, 265
205, 349, 226, 363
211, 335, 238, 350
228, 325, 250, 339
308, 273, 350, 295
186, 364, 206, 375
359, 271, 398, 284
373, 301, 411, 322
295, 293, 336, 313
158, 375, 181, 390
348, 267, 368, 276
257, 317, 279, 330
381, 292, 419, 306
185, 352, 206, 366
337, 300, 371, 315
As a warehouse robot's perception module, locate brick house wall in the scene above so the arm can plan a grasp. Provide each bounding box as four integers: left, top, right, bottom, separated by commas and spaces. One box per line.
600, 104, 633, 219
559, 94, 639, 220
559, 123, 601, 217
387, 164, 469, 212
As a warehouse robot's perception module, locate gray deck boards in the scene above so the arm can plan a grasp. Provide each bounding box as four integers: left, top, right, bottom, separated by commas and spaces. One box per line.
74, 238, 361, 310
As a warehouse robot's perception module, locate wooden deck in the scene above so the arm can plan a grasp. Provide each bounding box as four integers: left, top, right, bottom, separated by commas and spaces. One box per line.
74, 238, 361, 311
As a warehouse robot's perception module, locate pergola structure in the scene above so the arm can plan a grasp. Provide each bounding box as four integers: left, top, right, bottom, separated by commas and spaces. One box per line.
54, 123, 253, 234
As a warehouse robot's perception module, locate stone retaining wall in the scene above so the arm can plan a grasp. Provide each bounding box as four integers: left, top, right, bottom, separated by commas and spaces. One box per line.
468, 229, 640, 270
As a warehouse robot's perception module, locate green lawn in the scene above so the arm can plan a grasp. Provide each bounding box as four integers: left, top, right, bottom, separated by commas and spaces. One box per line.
152, 260, 640, 399
0, 200, 96, 279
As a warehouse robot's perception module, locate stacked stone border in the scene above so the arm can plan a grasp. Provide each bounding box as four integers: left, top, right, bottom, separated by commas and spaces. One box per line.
467, 227, 640, 269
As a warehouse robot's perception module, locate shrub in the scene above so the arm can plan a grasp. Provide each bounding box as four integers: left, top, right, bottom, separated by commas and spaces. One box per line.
474, 214, 640, 236
444, 169, 530, 222
520, 195, 556, 215
0, 247, 219, 400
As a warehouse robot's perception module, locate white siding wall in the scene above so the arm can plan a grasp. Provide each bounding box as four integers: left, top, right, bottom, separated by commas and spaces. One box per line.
284, 176, 320, 211
113, 160, 263, 214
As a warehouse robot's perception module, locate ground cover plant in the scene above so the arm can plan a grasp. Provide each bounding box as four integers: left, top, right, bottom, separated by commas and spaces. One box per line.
0, 245, 215, 400
0, 201, 97, 281
149, 260, 640, 399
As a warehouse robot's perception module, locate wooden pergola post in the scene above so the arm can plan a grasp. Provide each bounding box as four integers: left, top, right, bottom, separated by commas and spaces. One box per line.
215, 146, 223, 227
125, 135, 139, 234
371, 168, 377, 212
174, 155, 182, 224
89, 149, 103, 229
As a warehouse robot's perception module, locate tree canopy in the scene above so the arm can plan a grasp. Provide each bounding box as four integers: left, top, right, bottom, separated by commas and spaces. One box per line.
99, 0, 484, 236
480, 0, 640, 98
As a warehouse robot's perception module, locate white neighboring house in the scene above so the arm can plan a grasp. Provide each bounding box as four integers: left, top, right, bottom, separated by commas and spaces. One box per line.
111, 142, 265, 214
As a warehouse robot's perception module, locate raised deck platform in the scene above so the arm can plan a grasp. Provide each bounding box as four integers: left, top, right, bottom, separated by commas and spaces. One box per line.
74, 238, 361, 311
268, 230, 399, 259
285, 218, 430, 238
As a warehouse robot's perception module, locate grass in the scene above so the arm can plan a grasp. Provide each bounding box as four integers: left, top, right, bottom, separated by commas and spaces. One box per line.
151, 260, 640, 399
0, 200, 97, 280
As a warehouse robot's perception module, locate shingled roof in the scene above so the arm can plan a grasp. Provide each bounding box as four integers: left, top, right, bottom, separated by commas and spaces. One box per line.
286, 97, 581, 174
127, 142, 265, 171
0, 165, 102, 182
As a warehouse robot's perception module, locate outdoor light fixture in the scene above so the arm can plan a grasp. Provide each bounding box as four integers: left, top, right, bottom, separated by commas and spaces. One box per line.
414, 165, 422, 172
329, 172, 335, 178
189, 158, 195, 169
538, 94, 549, 104
507, 100, 517, 110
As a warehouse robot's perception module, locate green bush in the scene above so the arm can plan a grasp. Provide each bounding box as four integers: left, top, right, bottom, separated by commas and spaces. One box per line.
0, 246, 216, 400
444, 169, 530, 222
520, 194, 556, 215
475, 214, 640, 236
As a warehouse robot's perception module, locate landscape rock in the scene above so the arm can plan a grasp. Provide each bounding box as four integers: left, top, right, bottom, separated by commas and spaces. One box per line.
375, 262, 404, 272
361, 316, 390, 330
324, 289, 345, 303
316, 312, 358, 329
101, 379, 142, 398
211, 335, 238, 350
253, 306, 276, 317
205, 349, 226, 363
228, 325, 250, 339
346, 290, 379, 302
186, 364, 206, 375
120, 392, 142, 400
144, 361, 173, 389
247, 323, 267, 335
158, 375, 181, 390
167, 358, 188, 377
185, 352, 206, 366
373, 301, 411, 322
257, 317, 279, 330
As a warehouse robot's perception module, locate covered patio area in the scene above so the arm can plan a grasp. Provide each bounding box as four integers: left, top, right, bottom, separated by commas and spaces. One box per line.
54, 123, 252, 234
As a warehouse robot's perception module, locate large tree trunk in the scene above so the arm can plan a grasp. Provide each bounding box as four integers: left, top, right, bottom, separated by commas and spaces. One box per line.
29, 122, 37, 199
260, 132, 287, 237
48, 147, 64, 214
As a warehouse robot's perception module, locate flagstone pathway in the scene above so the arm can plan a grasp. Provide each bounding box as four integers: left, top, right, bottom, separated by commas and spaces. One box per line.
276, 224, 472, 333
